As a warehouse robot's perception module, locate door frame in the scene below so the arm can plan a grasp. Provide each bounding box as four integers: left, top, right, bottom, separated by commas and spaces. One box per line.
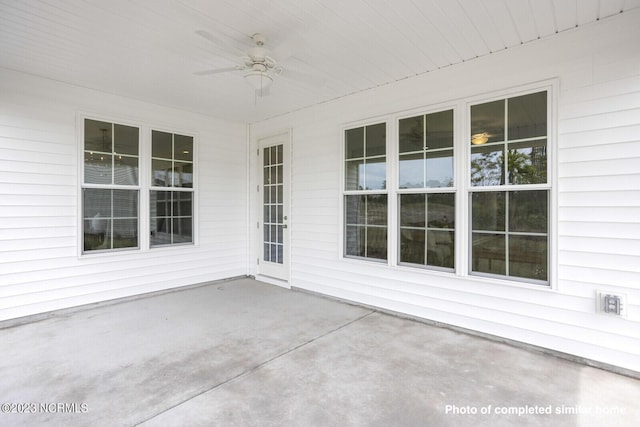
254, 129, 291, 288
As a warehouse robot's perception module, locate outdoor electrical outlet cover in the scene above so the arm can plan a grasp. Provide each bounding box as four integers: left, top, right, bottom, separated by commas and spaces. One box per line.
596, 291, 628, 318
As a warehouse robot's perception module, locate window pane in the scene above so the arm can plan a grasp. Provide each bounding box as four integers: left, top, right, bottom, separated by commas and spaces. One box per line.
174, 162, 193, 188
427, 230, 454, 268
399, 153, 424, 188
508, 140, 547, 184
471, 145, 504, 186
174, 134, 193, 161
346, 225, 365, 257
114, 155, 138, 185
83, 188, 111, 219
426, 150, 453, 188
509, 235, 547, 280
366, 194, 387, 226
400, 194, 425, 227
366, 123, 386, 157
84, 152, 112, 184
151, 191, 171, 216
508, 92, 546, 140
366, 226, 387, 260
112, 189, 138, 218
509, 191, 548, 233
426, 109, 453, 149
399, 115, 423, 153
85, 119, 112, 153
151, 217, 171, 246
472, 192, 505, 231
112, 219, 138, 249
152, 159, 172, 187
365, 158, 386, 190
471, 100, 504, 144
400, 228, 425, 264
152, 130, 173, 159
114, 124, 139, 156
174, 191, 193, 217
427, 193, 454, 228
345, 127, 364, 159
172, 217, 193, 243
472, 233, 505, 275
345, 195, 366, 225
345, 159, 365, 190
83, 219, 108, 251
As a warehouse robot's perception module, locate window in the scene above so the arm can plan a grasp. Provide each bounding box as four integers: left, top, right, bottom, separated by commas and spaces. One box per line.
150, 130, 194, 246
344, 123, 387, 260
82, 119, 139, 252
469, 91, 549, 283
398, 109, 455, 270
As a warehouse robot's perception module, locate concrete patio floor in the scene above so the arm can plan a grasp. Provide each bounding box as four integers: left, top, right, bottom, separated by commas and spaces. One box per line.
1, 277, 638, 427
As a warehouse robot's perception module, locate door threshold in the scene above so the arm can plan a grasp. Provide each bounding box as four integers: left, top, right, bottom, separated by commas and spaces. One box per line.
255, 274, 290, 289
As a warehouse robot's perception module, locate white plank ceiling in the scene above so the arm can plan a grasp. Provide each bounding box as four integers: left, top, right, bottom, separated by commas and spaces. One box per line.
1, 0, 639, 123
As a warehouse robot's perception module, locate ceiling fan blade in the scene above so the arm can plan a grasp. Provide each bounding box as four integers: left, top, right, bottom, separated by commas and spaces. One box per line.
194, 66, 244, 76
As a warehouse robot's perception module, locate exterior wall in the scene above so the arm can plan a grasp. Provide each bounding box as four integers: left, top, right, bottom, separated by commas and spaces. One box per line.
0, 68, 247, 321
250, 10, 640, 372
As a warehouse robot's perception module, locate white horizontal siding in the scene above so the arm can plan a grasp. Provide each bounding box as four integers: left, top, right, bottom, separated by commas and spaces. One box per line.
250, 10, 640, 372
0, 68, 247, 320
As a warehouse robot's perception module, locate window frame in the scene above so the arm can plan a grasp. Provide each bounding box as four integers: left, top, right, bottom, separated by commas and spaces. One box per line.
149, 129, 196, 248
340, 81, 556, 289
77, 114, 198, 257
466, 86, 554, 287
80, 117, 141, 255
396, 106, 457, 273
341, 120, 389, 263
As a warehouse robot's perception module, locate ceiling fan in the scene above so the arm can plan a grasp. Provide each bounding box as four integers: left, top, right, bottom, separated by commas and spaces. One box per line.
194, 31, 287, 97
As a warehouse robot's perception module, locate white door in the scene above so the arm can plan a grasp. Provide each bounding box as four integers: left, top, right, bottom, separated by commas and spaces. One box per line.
257, 132, 290, 284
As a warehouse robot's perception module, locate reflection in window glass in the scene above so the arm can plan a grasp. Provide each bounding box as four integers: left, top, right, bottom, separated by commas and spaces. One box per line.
344, 194, 387, 260
398, 109, 454, 189
150, 191, 193, 246
84, 119, 139, 186
83, 188, 138, 252
471, 190, 548, 281
399, 193, 454, 269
